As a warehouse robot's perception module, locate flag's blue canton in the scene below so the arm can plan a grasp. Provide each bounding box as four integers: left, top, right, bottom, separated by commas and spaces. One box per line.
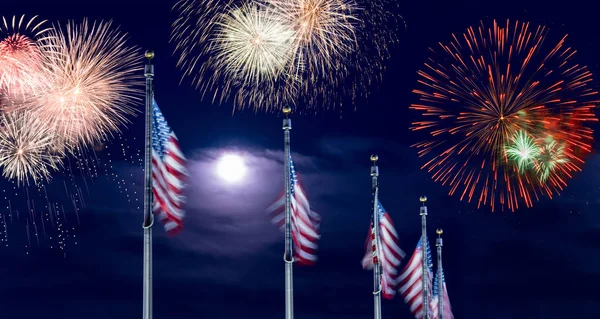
416, 238, 434, 271
289, 156, 297, 195
152, 100, 172, 158
371, 201, 385, 229
377, 201, 386, 217
426, 238, 433, 271
433, 269, 446, 296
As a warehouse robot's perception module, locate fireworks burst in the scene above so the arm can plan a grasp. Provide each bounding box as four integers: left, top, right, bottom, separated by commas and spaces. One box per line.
171, 0, 398, 113
172, 0, 298, 112
410, 20, 598, 211
213, 3, 295, 85
172, 0, 299, 111
0, 110, 63, 186
505, 130, 539, 173
263, 0, 359, 111
265, 0, 359, 73
535, 136, 567, 183
0, 15, 53, 99
0, 16, 145, 255
35, 19, 143, 149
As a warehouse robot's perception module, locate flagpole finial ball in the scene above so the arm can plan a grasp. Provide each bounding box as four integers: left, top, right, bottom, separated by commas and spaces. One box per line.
282, 106, 292, 115
436, 229, 443, 236
145, 50, 155, 60
370, 154, 378, 162
419, 196, 427, 203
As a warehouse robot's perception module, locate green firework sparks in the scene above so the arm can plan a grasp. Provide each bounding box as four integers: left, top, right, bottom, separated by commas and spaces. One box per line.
505, 130, 540, 173
535, 136, 567, 183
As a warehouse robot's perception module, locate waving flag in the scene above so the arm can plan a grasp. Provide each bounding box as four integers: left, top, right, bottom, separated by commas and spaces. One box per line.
398, 238, 433, 319
152, 99, 188, 235
266, 156, 321, 265
361, 201, 406, 299
430, 269, 454, 319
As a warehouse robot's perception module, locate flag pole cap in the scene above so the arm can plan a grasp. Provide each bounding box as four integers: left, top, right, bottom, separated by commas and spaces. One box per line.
370, 154, 378, 163
282, 106, 292, 115
420, 196, 427, 203
145, 50, 155, 60
436, 229, 443, 236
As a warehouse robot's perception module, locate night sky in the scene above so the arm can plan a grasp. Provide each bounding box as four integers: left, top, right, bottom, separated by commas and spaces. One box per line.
2, 0, 600, 318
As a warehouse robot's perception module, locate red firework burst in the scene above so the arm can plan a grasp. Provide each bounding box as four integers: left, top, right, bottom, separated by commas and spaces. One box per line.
0, 15, 53, 99
410, 19, 599, 212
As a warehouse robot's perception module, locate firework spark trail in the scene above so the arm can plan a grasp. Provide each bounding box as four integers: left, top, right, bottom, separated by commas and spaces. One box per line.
0, 110, 64, 186
0, 174, 86, 254
35, 19, 143, 150
8, 200, 13, 222
171, 0, 237, 88
350, 0, 404, 103
25, 218, 30, 252
410, 19, 599, 212
0, 214, 7, 247
40, 203, 47, 240
0, 15, 54, 100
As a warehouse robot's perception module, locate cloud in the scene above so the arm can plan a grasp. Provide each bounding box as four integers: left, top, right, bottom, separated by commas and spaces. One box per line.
175, 147, 305, 258
4, 136, 600, 319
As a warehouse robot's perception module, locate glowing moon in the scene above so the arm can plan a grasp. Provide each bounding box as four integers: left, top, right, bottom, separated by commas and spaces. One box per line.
217, 154, 247, 183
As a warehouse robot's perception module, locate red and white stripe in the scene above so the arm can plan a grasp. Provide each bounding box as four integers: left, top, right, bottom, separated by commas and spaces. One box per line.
266, 179, 320, 265
152, 133, 187, 235
430, 282, 454, 319
430, 295, 439, 319
398, 242, 433, 318
361, 212, 405, 299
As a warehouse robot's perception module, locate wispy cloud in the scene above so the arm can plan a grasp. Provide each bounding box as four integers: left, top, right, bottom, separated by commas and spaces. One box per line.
3, 136, 600, 318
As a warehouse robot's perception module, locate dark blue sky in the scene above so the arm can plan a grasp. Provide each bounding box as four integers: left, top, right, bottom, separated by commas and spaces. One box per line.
1, 0, 600, 318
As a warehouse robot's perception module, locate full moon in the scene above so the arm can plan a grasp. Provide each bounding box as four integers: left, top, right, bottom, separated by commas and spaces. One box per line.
217, 154, 247, 183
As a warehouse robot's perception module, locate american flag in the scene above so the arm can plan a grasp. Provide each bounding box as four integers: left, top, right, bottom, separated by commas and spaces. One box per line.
397, 238, 433, 319
430, 268, 454, 319
151, 99, 188, 235
266, 156, 320, 265
361, 201, 406, 299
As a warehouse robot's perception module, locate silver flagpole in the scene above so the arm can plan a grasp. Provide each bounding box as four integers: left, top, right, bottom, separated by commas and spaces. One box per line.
419, 196, 429, 319
436, 229, 444, 319
142, 50, 155, 319
282, 106, 294, 319
370, 155, 382, 319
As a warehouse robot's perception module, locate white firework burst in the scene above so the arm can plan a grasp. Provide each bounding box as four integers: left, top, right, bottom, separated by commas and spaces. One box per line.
0, 110, 64, 185
35, 19, 142, 150
213, 3, 296, 84
171, 0, 375, 113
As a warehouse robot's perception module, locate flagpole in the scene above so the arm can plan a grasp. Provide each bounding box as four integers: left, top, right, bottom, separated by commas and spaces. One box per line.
142, 50, 155, 319
370, 155, 382, 319
282, 106, 294, 319
419, 196, 429, 319
436, 229, 444, 319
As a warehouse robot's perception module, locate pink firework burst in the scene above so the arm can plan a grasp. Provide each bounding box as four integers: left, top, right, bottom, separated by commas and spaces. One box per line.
34, 19, 143, 150
0, 15, 53, 100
